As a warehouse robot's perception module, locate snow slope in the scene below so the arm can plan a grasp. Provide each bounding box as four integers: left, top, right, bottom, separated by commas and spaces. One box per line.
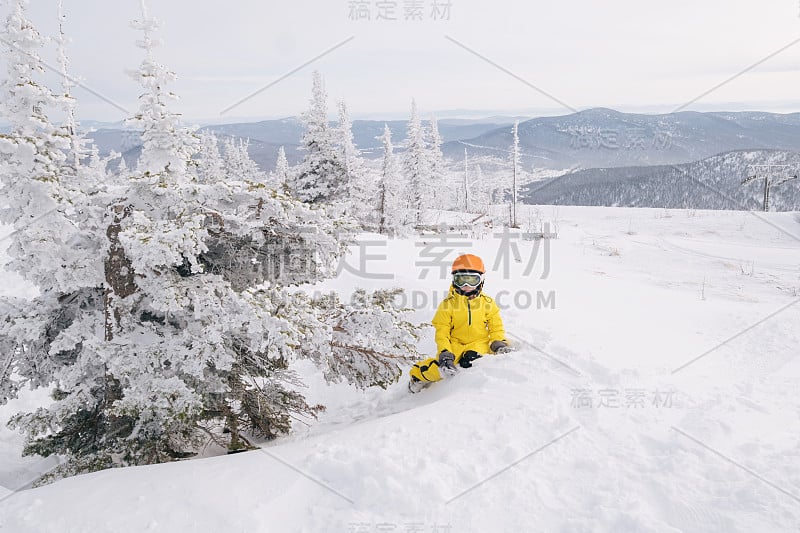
1, 206, 799, 532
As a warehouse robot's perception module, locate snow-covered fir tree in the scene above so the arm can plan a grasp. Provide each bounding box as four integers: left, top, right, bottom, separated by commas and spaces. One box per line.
463, 147, 470, 212
291, 71, 347, 205
53, 0, 108, 202
96, 0, 348, 462
376, 124, 403, 235
195, 130, 224, 184
273, 145, 291, 193
0, 0, 99, 294
222, 136, 265, 185
54, 0, 81, 173
471, 163, 493, 216
0, 0, 107, 453
336, 99, 374, 228
425, 115, 447, 210
510, 121, 521, 227
403, 99, 428, 226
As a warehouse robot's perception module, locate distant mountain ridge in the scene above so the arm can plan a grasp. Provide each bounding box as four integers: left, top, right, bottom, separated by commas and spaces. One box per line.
445, 108, 800, 170
85, 108, 800, 173
520, 149, 800, 211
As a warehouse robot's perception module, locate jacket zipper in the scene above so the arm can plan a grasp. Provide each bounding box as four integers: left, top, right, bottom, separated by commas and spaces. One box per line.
467, 299, 472, 325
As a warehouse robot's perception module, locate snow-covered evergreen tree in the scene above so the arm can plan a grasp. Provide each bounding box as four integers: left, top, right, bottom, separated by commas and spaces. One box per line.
463, 147, 470, 212
53, 1, 108, 203
273, 145, 290, 193
426, 115, 447, 210
510, 121, 521, 227
291, 71, 347, 205
402, 99, 428, 227
471, 163, 493, 216
337, 99, 373, 228
195, 130, 224, 183
0, 0, 64, 396
221, 136, 265, 185
376, 124, 403, 235
0, 0, 107, 450
54, 0, 82, 173
0, 0, 104, 293
101, 0, 348, 460
237, 140, 260, 181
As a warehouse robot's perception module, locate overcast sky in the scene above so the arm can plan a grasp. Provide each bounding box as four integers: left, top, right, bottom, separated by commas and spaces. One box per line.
13, 0, 800, 124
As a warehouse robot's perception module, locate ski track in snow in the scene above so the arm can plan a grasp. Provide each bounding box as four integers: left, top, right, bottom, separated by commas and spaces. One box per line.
1, 206, 800, 532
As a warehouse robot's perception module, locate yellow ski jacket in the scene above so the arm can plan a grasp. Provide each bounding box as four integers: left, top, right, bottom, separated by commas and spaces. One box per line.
431, 287, 507, 358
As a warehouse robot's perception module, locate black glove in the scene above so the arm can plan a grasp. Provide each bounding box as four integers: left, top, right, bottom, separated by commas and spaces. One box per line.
459, 350, 482, 368
491, 340, 513, 354
438, 350, 456, 371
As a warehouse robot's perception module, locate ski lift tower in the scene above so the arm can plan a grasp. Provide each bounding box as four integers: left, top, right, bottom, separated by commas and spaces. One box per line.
742, 164, 798, 212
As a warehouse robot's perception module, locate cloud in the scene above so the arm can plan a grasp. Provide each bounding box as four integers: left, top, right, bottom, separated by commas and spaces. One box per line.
16, 0, 800, 122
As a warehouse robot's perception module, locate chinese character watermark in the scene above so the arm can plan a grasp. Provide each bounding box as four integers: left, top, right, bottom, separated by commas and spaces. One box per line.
404, 0, 425, 20
376, 0, 398, 20
570, 388, 677, 409
492, 225, 552, 280
567, 127, 673, 151
325, 230, 555, 285
430, 0, 452, 20
337, 238, 393, 280
347, 0, 453, 21
348, 0, 372, 20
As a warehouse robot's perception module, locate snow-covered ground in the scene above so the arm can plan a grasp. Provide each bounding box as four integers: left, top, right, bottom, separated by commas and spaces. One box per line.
1, 206, 799, 532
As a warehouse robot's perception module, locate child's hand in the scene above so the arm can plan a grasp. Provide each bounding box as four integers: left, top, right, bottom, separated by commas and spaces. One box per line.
438, 350, 456, 370
459, 350, 482, 368
491, 340, 513, 354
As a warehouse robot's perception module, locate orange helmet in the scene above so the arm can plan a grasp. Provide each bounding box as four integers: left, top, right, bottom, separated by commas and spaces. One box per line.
451, 254, 485, 273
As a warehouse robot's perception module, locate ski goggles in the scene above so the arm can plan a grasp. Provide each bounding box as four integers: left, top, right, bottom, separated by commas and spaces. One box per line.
452, 272, 484, 289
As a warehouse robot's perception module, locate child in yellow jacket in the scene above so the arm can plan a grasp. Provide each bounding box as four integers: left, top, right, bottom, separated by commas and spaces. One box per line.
409, 253, 511, 393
